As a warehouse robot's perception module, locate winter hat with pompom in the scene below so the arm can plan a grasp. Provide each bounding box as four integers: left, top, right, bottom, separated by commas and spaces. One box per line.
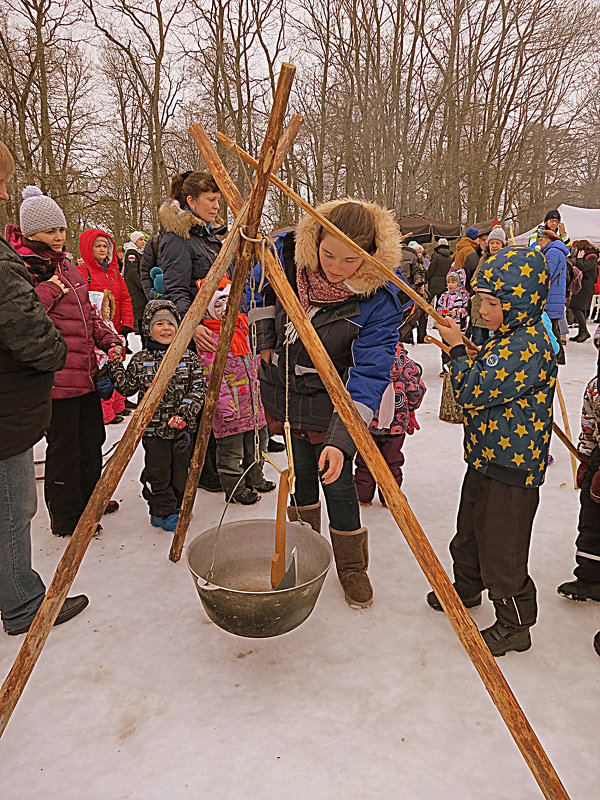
20, 186, 66, 238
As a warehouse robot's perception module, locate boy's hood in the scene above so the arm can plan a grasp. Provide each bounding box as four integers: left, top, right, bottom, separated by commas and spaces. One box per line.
474, 245, 549, 332
541, 239, 570, 256
142, 298, 181, 340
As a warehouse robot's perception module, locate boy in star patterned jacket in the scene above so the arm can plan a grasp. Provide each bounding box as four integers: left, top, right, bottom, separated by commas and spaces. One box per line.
429, 245, 557, 657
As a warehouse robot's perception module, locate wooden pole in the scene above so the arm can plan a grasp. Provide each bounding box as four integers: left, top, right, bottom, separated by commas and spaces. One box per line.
169, 113, 301, 564
215, 136, 579, 465
198, 145, 570, 800
0, 202, 249, 739
556, 379, 580, 483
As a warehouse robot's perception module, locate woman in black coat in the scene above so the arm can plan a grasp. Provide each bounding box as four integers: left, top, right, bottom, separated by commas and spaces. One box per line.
426, 238, 452, 303
570, 239, 599, 342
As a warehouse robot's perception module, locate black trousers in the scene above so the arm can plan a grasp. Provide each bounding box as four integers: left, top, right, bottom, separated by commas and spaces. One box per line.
450, 467, 540, 630
551, 317, 566, 365
45, 392, 105, 535
572, 308, 588, 338
574, 447, 600, 582
216, 427, 267, 498
141, 435, 193, 518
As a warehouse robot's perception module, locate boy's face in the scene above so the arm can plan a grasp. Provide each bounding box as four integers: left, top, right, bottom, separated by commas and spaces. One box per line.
478, 293, 503, 331
447, 277, 459, 291
213, 296, 228, 320
151, 320, 176, 344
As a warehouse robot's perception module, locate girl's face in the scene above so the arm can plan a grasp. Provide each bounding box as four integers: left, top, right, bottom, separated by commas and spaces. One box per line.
447, 277, 459, 291
478, 293, 503, 331
318, 234, 364, 284
213, 296, 227, 320
135, 236, 146, 250
151, 320, 176, 344
92, 237, 109, 262
29, 227, 67, 252
188, 191, 221, 224
488, 238, 503, 254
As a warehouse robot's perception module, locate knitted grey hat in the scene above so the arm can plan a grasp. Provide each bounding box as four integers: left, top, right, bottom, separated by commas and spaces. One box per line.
150, 307, 178, 332
488, 225, 506, 246
20, 186, 66, 237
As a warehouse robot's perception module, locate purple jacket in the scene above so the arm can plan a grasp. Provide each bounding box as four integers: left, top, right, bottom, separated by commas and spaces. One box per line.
197, 331, 266, 439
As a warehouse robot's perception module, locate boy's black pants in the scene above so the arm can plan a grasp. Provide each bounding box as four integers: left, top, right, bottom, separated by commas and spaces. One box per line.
450, 467, 539, 630
141, 435, 193, 518
574, 446, 600, 583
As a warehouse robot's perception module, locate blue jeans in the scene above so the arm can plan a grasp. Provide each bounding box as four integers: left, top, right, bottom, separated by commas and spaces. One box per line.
290, 437, 361, 531
0, 449, 45, 633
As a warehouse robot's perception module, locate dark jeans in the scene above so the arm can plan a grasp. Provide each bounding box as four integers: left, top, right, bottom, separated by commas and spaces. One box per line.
574, 447, 600, 582
450, 467, 539, 630
0, 448, 46, 632
291, 437, 360, 531
141, 435, 193, 518
550, 317, 566, 365
355, 433, 405, 503
215, 426, 267, 497
45, 392, 105, 535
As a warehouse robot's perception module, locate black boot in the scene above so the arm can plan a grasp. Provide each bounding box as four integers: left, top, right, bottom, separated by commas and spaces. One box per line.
594, 631, 600, 657
6, 595, 89, 635
557, 579, 600, 602
427, 584, 482, 611
267, 436, 286, 453
481, 622, 531, 656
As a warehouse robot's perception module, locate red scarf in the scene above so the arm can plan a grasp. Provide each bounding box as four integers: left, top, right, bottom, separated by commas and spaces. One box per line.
296, 265, 356, 311
203, 313, 250, 357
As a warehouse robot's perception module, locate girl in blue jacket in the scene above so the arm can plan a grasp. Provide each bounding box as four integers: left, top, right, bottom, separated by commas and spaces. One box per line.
248, 200, 412, 608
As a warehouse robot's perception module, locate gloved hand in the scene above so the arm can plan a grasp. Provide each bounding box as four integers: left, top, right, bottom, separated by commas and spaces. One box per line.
94, 365, 114, 400
120, 326, 133, 337
406, 410, 420, 435
590, 468, 600, 504
576, 453, 589, 489
168, 415, 187, 430
108, 344, 125, 362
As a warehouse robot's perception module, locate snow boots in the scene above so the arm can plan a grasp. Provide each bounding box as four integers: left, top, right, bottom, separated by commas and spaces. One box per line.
426, 584, 482, 612
287, 501, 321, 534
481, 622, 531, 657
329, 526, 373, 609
557, 579, 600, 602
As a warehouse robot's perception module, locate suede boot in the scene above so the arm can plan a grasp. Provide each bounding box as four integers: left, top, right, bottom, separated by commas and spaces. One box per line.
287, 502, 321, 534
329, 526, 373, 609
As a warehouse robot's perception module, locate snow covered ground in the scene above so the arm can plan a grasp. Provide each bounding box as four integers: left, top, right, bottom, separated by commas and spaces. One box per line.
2, 326, 600, 800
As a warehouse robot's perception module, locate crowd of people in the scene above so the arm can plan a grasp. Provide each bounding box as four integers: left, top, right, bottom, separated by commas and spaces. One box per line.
1, 142, 599, 659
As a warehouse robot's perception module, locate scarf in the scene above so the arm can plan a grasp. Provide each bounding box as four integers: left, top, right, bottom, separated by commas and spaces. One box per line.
286, 265, 357, 344
203, 314, 250, 357
17, 235, 66, 281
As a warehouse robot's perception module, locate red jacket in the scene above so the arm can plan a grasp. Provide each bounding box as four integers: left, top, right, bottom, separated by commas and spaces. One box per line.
8, 227, 118, 399
78, 229, 134, 334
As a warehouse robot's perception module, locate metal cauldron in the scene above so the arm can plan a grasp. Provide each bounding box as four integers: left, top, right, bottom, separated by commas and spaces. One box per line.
186, 519, 332, 638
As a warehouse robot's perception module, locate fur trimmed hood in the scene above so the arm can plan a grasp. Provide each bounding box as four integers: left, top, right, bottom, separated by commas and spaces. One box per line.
158, 199, 202, 239
294, 198, 403, 295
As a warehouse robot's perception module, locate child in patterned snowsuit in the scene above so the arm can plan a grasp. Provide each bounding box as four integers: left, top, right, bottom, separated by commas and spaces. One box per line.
429, 245, 557, 657
436, 270, 470, 372
354, 341, 426, 505
108, 299, 206, 531
557, 325, 600, 603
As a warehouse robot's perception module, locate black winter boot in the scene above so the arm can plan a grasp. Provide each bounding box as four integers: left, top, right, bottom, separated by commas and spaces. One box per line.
6, 595, 89, 635
329, 526, 373, 609
287, 502, 321, 534
427, 584, 482, 612
481, 622, 531, 656
557, 579, 600, 602
594, 631, 600, 657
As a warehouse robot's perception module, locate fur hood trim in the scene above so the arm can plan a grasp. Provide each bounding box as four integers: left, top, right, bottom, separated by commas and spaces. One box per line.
158, 199, 199, 239
294, 198, 403, 295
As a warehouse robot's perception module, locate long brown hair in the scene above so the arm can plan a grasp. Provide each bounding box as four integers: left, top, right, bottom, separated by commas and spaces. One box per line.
576, 239, 594, 253
170, 170, 219, 207
319, 202, 376, 253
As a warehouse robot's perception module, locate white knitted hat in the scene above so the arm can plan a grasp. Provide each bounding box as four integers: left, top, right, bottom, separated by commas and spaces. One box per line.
20, 186, 66, 237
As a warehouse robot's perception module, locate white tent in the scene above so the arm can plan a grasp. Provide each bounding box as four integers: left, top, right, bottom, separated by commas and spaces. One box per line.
515, 203, 600, 246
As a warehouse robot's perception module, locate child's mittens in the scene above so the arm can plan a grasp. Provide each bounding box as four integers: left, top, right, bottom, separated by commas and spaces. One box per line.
406, 409, 420, 435
108, 344, 125, 362
94, 365, 114, 400
168, 415, 187, 430
590, 467, 600, 504
576, 454, 589, 489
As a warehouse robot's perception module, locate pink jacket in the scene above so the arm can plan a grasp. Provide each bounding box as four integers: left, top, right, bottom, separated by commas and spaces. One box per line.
197, 331, 266, 439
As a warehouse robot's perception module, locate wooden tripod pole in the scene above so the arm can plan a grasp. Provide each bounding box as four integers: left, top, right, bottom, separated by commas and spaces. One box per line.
213, 135, 578, 464
0, 213, 247, 738
197, 143, 570, 800
555, 379, 579, 486
169, 105, 302, 563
